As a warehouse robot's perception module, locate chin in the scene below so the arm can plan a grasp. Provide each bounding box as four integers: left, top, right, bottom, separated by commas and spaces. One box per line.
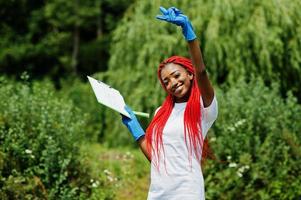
174, 93, 189, 102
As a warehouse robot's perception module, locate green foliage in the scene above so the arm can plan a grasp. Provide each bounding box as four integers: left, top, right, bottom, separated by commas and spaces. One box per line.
58, 78, 105, 143
204, 78, 301, 199
0, 0, 134, 80
44, 0, 99, 29
0, 76, 92, 199
98, 0, 301, 147
109, 0, 301, 92
75, 78, 301, 199
1, 0, 301, 198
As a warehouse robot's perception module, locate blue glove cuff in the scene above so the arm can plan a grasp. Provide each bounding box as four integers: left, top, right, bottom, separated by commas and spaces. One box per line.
122, 106, 145, 141
128, 123, 145, 141
183, 21, 197, 41
134, 131, 145, 141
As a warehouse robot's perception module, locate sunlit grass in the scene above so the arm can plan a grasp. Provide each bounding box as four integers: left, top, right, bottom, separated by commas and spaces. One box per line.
80, 143, 150, 200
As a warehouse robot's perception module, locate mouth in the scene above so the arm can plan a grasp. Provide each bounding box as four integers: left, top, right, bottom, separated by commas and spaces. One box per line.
173, 84, 183, 94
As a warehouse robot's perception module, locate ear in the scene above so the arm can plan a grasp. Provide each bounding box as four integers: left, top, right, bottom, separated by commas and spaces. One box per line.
188, 72, 194, 80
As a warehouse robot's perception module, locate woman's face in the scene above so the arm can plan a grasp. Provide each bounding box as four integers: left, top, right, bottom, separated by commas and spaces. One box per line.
160, 63, 193, 103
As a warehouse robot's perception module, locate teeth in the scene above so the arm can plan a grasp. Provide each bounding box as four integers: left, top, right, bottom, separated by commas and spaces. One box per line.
175, 85, 182, 93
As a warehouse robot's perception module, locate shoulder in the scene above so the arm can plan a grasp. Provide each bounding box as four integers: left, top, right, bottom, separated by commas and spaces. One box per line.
202, 95, 218, 123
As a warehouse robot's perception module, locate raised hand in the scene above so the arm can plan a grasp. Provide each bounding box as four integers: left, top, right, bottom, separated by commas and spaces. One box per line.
156, 6, 196, 41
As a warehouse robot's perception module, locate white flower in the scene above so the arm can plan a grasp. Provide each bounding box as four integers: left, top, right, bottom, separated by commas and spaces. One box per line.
234, 119, 246, 127
236, 171, 243, 177
236, 165, 250, 177
228, 127, 235, 132
227, 156, 232, 160
229, 162, 237, 168
25, 149, 32, 154
92, 181, 99, 188
103, 169, 111, 175
91, 179, 100, 188
238, 167, 245, 173
239, 165, 250, 173
123, 151, 134, 160
107, 176, 114, 182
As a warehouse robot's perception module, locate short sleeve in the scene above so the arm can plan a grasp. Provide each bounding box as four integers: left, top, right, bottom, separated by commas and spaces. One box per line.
203, 96, 218, 124
201, 96, 218, 136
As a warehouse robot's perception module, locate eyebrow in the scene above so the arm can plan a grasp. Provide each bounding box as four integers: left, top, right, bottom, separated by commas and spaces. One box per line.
162, 70, 179, 81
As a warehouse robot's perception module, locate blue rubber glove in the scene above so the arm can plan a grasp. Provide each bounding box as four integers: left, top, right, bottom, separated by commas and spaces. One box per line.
156, 6, 197, 41
122, 105, 145, 141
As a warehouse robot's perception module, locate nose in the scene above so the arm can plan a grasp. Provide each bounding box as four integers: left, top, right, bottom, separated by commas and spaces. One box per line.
170, 78, 178, 89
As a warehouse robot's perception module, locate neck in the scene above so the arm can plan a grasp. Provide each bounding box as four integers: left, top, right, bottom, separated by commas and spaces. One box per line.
174, 89, 191, 103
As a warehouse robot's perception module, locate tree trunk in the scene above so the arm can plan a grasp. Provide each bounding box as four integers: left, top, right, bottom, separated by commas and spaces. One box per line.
71, 26, 79, 76
97, 3, 103, 38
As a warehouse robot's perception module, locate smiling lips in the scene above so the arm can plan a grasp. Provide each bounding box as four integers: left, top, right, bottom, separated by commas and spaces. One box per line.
173, 84, 183, 94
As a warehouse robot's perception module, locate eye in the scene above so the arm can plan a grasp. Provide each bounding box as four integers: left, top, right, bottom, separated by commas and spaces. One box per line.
163, 80, 169, 86
174, 73, 180, 79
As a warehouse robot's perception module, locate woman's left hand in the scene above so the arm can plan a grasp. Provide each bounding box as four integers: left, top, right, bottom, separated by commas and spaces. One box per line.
156, 6, 196, 41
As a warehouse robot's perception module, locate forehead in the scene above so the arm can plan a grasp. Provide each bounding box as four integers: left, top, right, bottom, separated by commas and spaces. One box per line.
160, 63, 186, 79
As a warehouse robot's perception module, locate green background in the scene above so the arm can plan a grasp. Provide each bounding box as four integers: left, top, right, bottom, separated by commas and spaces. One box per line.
0, 0, 300, 199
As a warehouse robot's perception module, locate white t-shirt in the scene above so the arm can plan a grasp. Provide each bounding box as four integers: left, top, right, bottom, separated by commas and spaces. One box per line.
147, 96, 218, 200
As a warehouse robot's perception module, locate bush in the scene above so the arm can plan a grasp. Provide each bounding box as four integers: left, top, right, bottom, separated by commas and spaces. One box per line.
205, 78, 301, 199
59, 78, 105, 143
56, 76, 301, 199
59, 76, 142, 147
0, 76, 91, 199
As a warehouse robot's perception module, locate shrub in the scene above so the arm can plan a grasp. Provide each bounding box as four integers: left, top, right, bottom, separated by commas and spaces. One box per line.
205, 78, 301, 199
0, 76, 91, 199
59, 78, 105, 143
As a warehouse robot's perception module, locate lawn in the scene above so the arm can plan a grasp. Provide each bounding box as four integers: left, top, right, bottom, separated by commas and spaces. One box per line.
80, 143, 150, 200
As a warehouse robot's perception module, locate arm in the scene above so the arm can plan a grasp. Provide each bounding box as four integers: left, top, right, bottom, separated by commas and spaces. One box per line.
122, 106, 151, 162
137, 136, 151, 162
156, 6, 215, 107
188, 40, 215, 107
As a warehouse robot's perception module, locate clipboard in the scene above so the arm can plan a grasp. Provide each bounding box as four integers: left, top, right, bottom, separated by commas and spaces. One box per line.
87, 76, 149, 118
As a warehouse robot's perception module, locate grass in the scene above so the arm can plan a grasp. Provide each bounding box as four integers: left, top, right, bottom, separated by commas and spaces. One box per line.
80, 143, 150, 200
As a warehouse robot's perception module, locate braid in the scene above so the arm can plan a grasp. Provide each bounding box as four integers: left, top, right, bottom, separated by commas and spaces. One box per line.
146, 56, 210, 169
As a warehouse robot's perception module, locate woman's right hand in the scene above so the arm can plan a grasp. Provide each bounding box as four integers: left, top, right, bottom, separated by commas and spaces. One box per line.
122, 105, 145, 141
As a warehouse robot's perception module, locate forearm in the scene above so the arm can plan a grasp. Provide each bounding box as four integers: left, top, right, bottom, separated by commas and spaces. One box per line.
188, 40, 215, 107
137, 136, 151, 162
155, 6, 214, 105
122, 106, 150, 162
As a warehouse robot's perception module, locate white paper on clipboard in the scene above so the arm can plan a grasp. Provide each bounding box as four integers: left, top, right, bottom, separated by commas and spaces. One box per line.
87, 76, 131, 118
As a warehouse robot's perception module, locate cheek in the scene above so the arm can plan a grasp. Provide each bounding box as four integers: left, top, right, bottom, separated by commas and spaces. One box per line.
162, 83, 171, 92
165, 85, 173, 93
167, 85, 176, 94
184, 78, 192, 88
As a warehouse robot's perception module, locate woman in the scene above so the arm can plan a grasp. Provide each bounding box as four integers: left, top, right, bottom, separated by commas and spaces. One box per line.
122, 6, 218, 200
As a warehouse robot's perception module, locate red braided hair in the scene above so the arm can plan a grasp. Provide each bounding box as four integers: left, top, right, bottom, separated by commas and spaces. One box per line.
146, 56, 209, 167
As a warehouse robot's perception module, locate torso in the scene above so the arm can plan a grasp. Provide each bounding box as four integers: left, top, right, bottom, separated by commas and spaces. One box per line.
147, 96, 218, 200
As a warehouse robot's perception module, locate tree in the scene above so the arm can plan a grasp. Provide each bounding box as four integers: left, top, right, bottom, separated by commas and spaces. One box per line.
0, 0, 134, 81
97, 0, 301, 145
